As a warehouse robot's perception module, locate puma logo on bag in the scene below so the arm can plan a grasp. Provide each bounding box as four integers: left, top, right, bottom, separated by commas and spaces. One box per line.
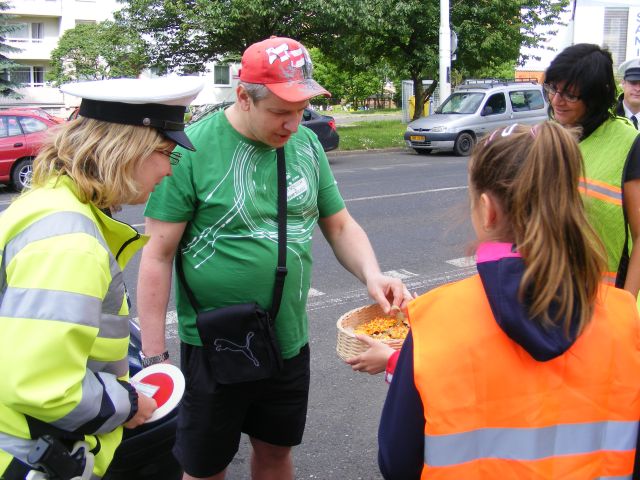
214, 332, 260, 366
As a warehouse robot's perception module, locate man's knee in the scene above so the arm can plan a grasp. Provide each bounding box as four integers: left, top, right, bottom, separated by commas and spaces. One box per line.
250, 437, 292, 463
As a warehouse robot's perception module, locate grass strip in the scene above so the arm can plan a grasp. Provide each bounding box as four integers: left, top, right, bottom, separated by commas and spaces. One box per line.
336, 120, 406, 151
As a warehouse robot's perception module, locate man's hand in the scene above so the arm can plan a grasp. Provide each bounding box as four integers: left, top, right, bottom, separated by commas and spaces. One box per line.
366, 273, 414, 314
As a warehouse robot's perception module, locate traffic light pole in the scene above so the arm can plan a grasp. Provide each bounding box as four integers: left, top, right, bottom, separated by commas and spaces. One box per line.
439, 0, 451, 103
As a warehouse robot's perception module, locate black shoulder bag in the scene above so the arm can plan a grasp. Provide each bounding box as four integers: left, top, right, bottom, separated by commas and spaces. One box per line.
175, 148, 287, 384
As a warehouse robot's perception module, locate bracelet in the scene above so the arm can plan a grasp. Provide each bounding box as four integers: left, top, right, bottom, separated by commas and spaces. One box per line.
139, 350, 169, 368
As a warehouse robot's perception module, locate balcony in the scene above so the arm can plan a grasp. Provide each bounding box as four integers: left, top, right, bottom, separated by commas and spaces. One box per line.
6, 0, 62, 17
6, 38, 58, 61
0, 86, 64, 108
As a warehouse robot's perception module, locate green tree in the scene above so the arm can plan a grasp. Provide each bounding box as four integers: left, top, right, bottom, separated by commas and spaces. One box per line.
48, 21, 148, 85
115, 0, 567, 118
310, 47, 383, 109
309, 0, 569, 119
114, 0, 314, 73
0, 1, 23, 98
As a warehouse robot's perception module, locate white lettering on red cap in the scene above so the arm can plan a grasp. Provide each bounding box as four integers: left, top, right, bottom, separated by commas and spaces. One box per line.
266, 43, 306, 69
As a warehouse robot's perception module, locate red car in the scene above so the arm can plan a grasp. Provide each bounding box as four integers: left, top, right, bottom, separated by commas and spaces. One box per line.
0, 108, 63, 191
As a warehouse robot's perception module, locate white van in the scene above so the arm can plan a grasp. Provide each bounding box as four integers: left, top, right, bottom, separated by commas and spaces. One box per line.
404, 79, 549, 156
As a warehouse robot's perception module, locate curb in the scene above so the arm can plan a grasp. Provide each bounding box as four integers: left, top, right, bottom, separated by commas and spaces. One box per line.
326, 147, 409, 158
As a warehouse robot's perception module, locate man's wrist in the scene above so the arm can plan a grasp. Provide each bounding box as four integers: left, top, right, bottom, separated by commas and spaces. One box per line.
139, 350, 169, 367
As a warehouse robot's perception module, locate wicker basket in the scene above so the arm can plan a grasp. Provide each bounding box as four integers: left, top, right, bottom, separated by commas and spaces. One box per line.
336, 303, 405, 361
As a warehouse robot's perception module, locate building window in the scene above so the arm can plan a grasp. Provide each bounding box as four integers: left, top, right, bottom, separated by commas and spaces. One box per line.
3, 66, 46, 87
603, 7, 628, 70
213, 65, 230, 86
31, 23, 44, 42
7, 22, 43, 43
8, 23, 29, 42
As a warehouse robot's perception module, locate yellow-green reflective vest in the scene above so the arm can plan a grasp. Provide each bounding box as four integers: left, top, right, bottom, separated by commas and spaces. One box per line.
0, 176, 148, 478
579, 117, 639, 285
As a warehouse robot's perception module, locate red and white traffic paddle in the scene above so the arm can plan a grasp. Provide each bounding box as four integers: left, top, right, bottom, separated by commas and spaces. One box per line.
130, 363, 185, 423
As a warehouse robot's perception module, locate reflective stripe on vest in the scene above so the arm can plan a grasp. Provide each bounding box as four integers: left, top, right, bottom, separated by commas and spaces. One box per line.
425, 420, 638, 467
1, 211, 125, 317
579, 177, 622, 206
409, 275, 640, 479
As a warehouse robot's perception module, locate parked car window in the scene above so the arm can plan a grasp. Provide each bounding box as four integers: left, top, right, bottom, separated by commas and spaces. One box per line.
303, 109, 314, 121
437, 92, 484, 114
3, 117, 22, 137
509, 90, 545, 112
19, 116, 48, 134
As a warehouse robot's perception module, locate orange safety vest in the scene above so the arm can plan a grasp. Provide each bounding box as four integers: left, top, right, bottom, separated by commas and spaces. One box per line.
409, 274, 640, 479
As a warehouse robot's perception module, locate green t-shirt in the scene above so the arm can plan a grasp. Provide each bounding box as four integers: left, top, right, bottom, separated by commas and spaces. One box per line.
144, 110, 345, 358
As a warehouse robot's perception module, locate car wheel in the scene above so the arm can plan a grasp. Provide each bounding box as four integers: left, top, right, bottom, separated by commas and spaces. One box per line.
453, 132, 475, 156
414, 148, 432, 155
11, 158, 34, 191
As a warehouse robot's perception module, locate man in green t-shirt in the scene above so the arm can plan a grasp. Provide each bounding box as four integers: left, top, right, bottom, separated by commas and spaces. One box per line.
136, 36, 409, 480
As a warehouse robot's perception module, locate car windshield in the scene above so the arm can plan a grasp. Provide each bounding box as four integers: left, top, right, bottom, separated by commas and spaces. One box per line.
436, 92, 485, 114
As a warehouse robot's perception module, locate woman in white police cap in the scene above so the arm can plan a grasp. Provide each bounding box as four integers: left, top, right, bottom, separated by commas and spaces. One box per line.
0, 77, 203, 480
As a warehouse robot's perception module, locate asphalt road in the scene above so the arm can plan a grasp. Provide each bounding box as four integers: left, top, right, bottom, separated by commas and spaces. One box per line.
0, 148, 474, 479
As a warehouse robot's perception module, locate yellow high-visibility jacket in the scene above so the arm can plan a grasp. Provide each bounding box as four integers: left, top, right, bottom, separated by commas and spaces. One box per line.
0, 175, 147, 479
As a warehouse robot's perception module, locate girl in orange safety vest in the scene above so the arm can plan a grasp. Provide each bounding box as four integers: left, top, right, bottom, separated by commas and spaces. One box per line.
375, 121, 640, 479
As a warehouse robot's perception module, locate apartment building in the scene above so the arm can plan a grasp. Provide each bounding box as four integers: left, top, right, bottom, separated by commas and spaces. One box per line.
517, 0, 640, 81
2, 0, 239, 113
3, 0, 120, 110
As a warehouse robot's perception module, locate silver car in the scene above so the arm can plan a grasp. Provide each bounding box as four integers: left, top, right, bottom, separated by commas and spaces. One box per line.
404, 80, 549, 156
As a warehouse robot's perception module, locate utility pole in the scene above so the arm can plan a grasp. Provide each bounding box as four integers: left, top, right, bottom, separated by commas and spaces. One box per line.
439, 0, 451, 103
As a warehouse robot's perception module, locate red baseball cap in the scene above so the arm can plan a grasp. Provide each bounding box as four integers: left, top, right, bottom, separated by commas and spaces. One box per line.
239, 36, 331, 102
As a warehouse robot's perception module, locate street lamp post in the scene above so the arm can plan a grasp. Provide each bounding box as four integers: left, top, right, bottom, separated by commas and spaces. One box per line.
439, 0, 451, 103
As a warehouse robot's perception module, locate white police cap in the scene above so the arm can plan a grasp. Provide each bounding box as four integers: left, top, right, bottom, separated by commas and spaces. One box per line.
60, 77, 204, 151
618, 57, 640, 82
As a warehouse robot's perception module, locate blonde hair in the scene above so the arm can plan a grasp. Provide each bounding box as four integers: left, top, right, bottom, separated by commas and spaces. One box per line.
32, 117, 174, 209
469, 121, 606, 333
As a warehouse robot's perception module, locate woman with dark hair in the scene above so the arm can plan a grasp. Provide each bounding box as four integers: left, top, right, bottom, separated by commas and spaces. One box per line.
545, 43, 640, 298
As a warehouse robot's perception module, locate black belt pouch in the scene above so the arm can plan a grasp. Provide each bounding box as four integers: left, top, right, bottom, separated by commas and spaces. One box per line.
195, 302, 283, 384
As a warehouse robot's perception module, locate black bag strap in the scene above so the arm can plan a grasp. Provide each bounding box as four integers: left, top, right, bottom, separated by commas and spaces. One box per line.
175, 147, 288, 320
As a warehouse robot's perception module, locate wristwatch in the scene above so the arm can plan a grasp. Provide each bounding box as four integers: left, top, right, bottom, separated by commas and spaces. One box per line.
139, 350, 169, 368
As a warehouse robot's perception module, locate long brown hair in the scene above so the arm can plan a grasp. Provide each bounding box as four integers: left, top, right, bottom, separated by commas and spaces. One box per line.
469, 121, 606, 333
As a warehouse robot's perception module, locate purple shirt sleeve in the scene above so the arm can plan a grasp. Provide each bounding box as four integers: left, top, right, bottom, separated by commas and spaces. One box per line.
378, 331, 425, 479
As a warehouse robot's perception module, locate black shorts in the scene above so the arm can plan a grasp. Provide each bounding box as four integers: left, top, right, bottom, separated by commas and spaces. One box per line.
173, 342, 311, 478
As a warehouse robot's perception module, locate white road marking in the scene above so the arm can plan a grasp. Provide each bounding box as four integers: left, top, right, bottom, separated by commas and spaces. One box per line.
306, 266, 477, 312
308, 288, 325, 297
345, 185, 467, 203
446, 256, 476, 267
382, 269, 419, 279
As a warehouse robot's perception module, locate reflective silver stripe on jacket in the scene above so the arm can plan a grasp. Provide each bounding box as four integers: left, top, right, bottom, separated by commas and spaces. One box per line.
0, 432, 36, 466
424, 420, 639, 467
50, 371, 131, 434
0, 287, 102, 327
3, 212, 124, 314
87, 357, 129, 378
3, 212, 107, 266
1, 211, 127, 338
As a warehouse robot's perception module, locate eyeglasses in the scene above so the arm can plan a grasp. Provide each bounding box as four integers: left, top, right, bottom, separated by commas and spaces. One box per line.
543, 83, 581, 103
156, 149, 182, 166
